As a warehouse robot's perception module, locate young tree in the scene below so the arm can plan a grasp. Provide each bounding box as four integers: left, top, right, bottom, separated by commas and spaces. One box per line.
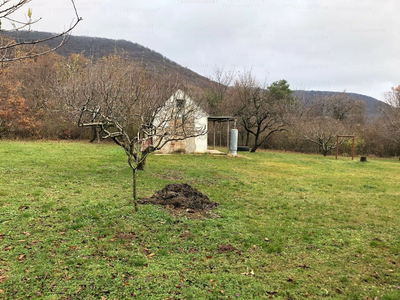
0, 0, 81, 62
61, 55, 207, 210
231, 71, 293, 152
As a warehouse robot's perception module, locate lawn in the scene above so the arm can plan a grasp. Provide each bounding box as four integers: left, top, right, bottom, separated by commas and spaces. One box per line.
0, 141, 399, 299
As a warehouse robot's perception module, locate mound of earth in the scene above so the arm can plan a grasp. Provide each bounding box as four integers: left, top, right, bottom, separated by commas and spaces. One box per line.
139, 183, 218, 211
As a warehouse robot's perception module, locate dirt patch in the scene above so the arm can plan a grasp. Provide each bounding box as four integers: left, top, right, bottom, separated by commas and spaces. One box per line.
139, 183, 218, 218
217, 244, 237, 253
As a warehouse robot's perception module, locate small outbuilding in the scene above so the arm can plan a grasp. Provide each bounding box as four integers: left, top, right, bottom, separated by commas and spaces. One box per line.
155, 89, 209, 154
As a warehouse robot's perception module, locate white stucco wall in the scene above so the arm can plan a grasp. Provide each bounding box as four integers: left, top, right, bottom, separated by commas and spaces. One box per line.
194, 116, 208, 153
154, 89, 209, 154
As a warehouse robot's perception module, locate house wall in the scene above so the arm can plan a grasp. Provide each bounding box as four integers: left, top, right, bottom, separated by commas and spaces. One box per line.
194, 116, 208, 153
154, 89, 209, 154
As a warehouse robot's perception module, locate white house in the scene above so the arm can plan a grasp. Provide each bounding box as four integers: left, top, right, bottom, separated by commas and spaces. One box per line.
154, 89, 209, 154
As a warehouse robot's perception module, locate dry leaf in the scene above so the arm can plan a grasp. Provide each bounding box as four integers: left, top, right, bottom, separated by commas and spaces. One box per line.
179, 231, 190, 239
147, 253, 155, 258
17, 254, 26, 262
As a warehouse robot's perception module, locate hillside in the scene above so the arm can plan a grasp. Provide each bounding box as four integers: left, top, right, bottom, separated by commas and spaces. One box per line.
3, 31, 212, 88
294, 90, 386, 117
3, 31, 385, 115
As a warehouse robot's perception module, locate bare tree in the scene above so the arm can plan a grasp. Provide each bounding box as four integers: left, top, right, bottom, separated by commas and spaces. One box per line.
300, 93, 364, 156
379, 86, 400, 156
205, 67, 236, 115
61, 55, 207, 210
231, 71, 293, 152
301, 118, 347, 156
0, 0, 81, 62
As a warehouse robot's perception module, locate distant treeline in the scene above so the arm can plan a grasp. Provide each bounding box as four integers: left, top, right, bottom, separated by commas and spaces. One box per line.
1, 32, 399, 157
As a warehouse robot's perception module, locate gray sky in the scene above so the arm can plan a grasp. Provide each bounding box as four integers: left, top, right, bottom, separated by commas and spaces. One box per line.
15, 0, 400, 100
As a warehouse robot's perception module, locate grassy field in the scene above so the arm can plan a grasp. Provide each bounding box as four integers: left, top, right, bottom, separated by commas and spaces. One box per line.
0, 141, 399, 299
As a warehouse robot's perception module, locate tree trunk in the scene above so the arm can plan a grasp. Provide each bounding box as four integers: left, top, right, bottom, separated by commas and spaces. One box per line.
132, 168, 138, 211
251, 132, 260, 152
89, 127, 97, 143
137, 156, 147, 170
137, 146, 153, 170
89, 127, 101, 143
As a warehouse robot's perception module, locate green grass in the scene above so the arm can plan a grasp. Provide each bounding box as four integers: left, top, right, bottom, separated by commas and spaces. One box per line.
0, 141, 399, 299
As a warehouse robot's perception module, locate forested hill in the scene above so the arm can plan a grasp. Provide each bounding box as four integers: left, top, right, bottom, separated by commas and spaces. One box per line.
4, 31, 212, 88
4, 31, 385, 115
294, 90, 387, 117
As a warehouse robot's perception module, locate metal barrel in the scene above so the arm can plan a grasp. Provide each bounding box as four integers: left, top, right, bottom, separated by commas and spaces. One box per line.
230, 129, 238, 156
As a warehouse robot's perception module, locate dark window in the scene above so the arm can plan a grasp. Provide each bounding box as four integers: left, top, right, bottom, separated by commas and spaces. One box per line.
176, 99, 185, 108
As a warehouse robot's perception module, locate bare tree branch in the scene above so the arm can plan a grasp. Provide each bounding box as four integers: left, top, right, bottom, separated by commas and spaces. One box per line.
0, 0, 81, 62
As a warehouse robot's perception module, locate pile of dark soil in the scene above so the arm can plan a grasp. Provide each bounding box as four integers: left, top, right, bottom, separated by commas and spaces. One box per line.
139, 183, 218, 212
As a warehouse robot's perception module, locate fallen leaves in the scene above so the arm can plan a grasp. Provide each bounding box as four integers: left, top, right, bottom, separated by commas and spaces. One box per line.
17, 254, 26, 262
114, 232, 136, 241
179, 230, 190, 239
217, 244, 237, 253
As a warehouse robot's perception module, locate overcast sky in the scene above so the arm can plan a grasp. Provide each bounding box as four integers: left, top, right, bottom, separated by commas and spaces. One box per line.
14, 0, 400, 101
